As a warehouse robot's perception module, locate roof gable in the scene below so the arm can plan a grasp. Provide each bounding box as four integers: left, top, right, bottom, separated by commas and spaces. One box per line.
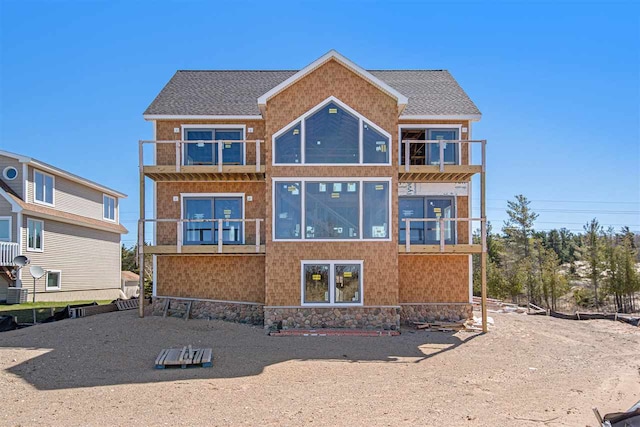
256, 50, 409, 107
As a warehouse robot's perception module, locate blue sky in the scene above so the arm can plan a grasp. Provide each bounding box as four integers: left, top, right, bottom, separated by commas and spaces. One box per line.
1, 0, 638, 245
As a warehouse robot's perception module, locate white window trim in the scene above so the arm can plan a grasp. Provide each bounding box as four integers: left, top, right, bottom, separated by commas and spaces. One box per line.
180, 124, 247, 167
45, 270, 62, 291
26, 218, 44, 252
272, 96, 392, 166
301, 260, 364, 307
0, 216, 12, 242
272, 177, 392, 242
398, 195, 458, 244
179, 193, 246, 245
103, 194, 117, 222
3, 166, 18, 181
33, 169, 55, 207
397, 124, 463, 167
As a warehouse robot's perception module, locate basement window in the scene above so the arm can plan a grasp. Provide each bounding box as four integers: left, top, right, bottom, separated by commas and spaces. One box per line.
302, 261, 363, 306
46, 270, 61, 291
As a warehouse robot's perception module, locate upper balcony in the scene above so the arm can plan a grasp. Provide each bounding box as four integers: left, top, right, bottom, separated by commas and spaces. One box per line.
140, 140, 265, 182
0, 242, 20, 267
398, 217, 485, 254
399, 139, 486, 182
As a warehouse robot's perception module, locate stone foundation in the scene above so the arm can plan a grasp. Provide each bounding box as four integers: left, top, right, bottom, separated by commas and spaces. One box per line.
152, 297, 264, 325
399, 303, 473, 325
264, 306, 401, 330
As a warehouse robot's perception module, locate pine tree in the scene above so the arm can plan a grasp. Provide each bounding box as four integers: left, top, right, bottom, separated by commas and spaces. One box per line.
582, 218, 604, 309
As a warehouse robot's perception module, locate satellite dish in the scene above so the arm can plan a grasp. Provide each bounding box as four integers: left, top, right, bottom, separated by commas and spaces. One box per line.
13, 255, 29, 267
29, 265, 46, 279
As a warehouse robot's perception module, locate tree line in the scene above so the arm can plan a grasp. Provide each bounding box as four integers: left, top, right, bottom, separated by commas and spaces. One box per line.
473, 195, 639, 313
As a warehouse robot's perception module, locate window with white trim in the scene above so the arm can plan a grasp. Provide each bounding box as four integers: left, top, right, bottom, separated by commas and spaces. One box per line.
103, 195, 116, 221
400, 127, 460, 166
273, 98, 390, 165
302, 261, 362, 306
0, 217, 11, 241
46, 270, 61, 290
27, 218, 43, 251
34, 170, 54, 205
183, 128, 244, 165
273, 179, 390, 241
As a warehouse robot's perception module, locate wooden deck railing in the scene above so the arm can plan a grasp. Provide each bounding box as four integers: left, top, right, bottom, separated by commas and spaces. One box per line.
0, 242, 19, 266
400, 139, 486, 173
139, 140, 265, 173
401, 217, 486, 253
140, 218, 264, 254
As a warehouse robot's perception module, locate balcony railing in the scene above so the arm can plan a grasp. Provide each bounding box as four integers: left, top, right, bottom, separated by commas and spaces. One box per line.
0, 242, 19, 266
400, 217, 486, 254
399, 139, 486, 181
139, 140, 265, 181
140, 218, 265, 255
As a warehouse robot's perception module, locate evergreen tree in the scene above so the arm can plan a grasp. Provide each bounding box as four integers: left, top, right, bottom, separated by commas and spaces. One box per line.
582, 218, 604, 309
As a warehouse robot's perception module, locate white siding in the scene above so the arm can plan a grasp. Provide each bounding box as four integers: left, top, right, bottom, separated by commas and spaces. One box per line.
26, 166, 119, 222
21, 216, 121, 297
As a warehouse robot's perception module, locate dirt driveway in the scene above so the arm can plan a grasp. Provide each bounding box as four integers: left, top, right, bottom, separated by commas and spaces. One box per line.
1, 311, 638, 426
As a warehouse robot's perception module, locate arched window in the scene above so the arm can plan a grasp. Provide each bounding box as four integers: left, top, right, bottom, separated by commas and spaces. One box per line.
273, 97, 390, 165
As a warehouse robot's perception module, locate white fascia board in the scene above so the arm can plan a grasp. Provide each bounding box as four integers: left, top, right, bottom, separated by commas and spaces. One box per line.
143, 114, 262, 121
257, 50, 409, 106
399, 114, 482, 121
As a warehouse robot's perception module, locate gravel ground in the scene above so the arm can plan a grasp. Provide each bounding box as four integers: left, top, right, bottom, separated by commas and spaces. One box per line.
1, 310, 638, 426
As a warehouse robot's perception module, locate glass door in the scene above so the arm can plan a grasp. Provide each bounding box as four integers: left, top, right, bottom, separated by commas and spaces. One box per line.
183, 199, 214, 245
185, 130, 214, 165
399, 197, 425, 244
215, 129, 243, 165
426, 198, 454, 244
428, 129, 458, 165
214, 198, 243, 244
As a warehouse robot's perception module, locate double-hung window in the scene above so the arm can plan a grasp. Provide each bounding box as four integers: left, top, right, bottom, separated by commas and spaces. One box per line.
34, 170, 54, 205
273, 97, 391, 165
183, 127, 244, 166
302, 261, 363, 306
400, 128, 460, 166
0, 217, 11, 241
273, 178, 390, 241
27, 218, 44, 252
103, 195, 116, 221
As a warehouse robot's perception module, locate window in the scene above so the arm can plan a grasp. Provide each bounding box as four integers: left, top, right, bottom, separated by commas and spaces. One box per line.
3, 166, 18, 180
273, 97, 391, 165
183, 128, 244, 165
302, 261, 362, 306
399, 197, 455, 245
400, 128, 460, 166
273, 178, 391, 241
46, 270, 61, 290
274, 182, 301, 239
34, 170, 54, 205
27, 219, 43, 251
182, 196, 243, 245
103, 195, 116, 221
0, 217, 11, 241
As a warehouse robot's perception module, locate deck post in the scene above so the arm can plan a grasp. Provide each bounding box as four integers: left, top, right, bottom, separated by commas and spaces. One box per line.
176, 221, 182, 254
218, 141, 223, 172
404, 219, 410, 253
439, 140, 445, 172
439, 217, 445, 252
255, 219, 260, 253
404, 141, 410, 172
138, 141, 145, 318
255, 140, 261, 172
175, 141, 181, 172
217, 219, 223, 253
481, 140, 487, 333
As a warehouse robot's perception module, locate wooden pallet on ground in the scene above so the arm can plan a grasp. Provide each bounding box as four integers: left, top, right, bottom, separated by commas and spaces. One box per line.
115, 299, 139, 311
413, 321, 467, 332
155, 345, 213, 369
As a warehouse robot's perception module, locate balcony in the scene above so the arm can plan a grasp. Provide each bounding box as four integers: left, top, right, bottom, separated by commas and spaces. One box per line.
0, 242, 19, 266
398, 217, 485, 254
139, 140, 265, 182
399, 139, 485, 182
141, 218, 265, 255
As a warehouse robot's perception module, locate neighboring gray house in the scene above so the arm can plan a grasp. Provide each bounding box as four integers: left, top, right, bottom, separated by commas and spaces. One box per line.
0, 150, 127, 302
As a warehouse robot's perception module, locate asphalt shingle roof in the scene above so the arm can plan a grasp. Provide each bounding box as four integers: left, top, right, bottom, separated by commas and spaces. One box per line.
144, 69, 480, 117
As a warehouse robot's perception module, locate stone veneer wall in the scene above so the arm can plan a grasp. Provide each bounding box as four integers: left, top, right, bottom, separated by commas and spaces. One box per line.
399, 303, 473, 325
264, 306, 401, 330
152, 297, 264, 325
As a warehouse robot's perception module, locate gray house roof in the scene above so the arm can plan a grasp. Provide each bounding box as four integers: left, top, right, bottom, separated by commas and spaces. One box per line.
144, 69, 481, 117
